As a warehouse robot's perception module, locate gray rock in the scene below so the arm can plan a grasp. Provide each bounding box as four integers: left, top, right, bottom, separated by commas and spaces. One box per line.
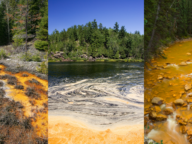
151, 97, 164, 105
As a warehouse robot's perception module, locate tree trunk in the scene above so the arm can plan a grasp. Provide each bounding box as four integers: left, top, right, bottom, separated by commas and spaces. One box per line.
6, 3, 10, 45
146, 0, 162, 53
25, 0, 28, 53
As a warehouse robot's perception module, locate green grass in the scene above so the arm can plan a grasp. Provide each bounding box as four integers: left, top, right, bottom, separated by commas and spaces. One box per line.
48, 58, 143, 62
0, 49, 7, 59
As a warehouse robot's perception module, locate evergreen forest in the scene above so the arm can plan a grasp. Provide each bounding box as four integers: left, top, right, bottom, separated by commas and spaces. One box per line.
48, 20, 144, 61
145, 0, 192, 61
0, 0, 48, 51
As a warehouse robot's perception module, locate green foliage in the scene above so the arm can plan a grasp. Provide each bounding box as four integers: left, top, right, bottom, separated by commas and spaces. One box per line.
0, 49, 7, 59
36, 61, 48, 74
113, 22, 119, 33
0, 0, 48, 48
35, 0, 48, 51
145, 0, 192, 61
49, 19, 144, 60
13, 35, 24, 47
34, 40, 48, 51
20, 53, 41, 62
114, 51, 119, 59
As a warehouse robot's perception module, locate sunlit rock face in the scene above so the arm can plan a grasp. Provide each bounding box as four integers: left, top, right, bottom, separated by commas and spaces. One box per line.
145, 39, 192, 144
48, 62, 144, 143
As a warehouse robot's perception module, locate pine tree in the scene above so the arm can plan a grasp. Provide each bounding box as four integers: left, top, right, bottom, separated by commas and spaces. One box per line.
34, 0, 48, 51
113, 22, 119, 33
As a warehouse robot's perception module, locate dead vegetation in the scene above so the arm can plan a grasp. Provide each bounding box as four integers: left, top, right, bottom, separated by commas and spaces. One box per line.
0, 74, 18, 86
0, 88, 5, 98
22, 73, 29, 77
0, 97, 47, 144
0, 81, 3, 87
25, 87, 41, 100
28, 78, 42, 86
14, 84, 24, 90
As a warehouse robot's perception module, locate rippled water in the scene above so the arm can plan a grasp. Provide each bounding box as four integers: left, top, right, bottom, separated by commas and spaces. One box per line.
48, 62, 144, 125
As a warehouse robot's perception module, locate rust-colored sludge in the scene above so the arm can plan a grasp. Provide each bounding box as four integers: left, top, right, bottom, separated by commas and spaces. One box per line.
145, 39, 192, 144
0, 65, 48, 138
48, 116, 144, 144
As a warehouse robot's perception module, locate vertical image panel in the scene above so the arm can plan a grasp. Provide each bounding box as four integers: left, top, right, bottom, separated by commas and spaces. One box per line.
144, 0, 192, 144
48, 0, 144, 143
0, 0, 48, 143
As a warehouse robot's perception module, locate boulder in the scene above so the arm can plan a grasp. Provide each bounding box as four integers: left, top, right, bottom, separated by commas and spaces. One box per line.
150, 106, 161, 113
178, 119, 187, 125
174, 99, 184, 105
80, 54, 88, 59
149, 112, 157, 119
185, 83, 192, 91
156, 114, 167, 121
158, 75, 163, 80
53, 51, 64, 59
187, 128, 192, 136
180, 126, 187, 134
179, 62, 187, 66
163, 108, 173, 115
88, 56, 95, 61
151, 97, 164, 105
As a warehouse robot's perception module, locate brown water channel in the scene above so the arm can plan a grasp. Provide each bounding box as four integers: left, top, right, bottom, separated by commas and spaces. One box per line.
145, 39, 192, 144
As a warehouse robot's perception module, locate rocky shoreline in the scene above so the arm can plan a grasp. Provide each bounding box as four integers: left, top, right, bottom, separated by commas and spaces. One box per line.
48, 51, 142, 62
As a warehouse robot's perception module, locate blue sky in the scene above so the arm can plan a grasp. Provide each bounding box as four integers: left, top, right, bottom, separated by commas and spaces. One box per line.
49, 0, 144, 35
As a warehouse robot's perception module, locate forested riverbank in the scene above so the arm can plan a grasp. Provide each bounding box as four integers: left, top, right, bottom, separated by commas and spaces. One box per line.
48, 20, 144, 62
144, 0, 192, 143
145, 0, 192, 61
0, 0, 48, 74
0, 0, 48, 143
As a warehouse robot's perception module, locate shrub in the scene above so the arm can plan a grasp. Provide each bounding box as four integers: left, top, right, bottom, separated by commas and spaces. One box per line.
13, 35, 24, 48
28, 79, 42, 85
32, 54, 41, 62
36, 61, 48, 74
34, 40, 48, 51
20, 53, 41, 62
0, 81, 3, 87
25, 87, 40, 100
0, 88, 5, 98
14, 85, 24, 90
22, 74, 28, 77
0, 49, 7, 59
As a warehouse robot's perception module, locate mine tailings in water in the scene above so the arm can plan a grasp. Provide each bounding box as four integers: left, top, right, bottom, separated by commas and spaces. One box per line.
48, 62, 144, 144
0, 64, 48, 138
145, 39, 192, 144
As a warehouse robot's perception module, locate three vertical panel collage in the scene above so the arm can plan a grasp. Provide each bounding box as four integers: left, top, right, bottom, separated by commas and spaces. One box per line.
0, 0, 191, 143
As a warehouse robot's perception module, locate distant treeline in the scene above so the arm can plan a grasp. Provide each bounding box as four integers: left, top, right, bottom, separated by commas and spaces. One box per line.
145, 0, 192, 61
0, 0, 48, 51
49, 19, 144, 59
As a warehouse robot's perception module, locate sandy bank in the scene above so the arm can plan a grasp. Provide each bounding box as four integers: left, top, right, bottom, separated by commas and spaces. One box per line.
48, 115, 144, 144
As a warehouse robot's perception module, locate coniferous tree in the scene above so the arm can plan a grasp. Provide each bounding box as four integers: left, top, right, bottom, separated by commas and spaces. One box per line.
48, 20, 144, 60
113, 22, 119, 33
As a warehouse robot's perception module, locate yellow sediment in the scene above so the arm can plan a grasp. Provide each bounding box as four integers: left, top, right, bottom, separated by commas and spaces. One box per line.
0, 64, 48, 137
145, 39, 192, 143
48, 115, 144, 144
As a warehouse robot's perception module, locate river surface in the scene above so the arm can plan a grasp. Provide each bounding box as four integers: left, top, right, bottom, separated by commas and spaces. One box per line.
48, 62, 144, 143
145, 39, 192, 144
